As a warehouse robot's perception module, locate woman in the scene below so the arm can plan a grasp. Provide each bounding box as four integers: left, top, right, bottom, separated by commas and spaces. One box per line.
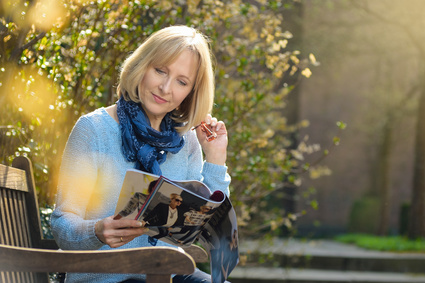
51, 25, 231, 283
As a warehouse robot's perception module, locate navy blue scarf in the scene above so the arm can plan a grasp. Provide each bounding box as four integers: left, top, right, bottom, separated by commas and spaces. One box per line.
116, 96, 185, 175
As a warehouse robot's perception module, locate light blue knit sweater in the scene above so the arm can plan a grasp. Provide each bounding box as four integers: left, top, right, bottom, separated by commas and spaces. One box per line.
51, 108, 231, 282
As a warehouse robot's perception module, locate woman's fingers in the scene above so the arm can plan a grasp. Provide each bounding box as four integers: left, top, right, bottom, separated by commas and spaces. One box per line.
95, 216, 149, 248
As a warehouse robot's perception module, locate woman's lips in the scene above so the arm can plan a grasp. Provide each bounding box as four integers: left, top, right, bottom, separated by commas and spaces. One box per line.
153, 94, 168, 104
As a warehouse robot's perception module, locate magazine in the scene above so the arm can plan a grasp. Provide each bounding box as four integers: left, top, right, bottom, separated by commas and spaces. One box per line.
114, 169, 239, 283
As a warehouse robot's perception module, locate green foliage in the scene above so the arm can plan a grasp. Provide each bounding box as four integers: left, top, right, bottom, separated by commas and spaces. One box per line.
335, 233, 425, 252
40, 206, 54, 239
0, 0, 339, 239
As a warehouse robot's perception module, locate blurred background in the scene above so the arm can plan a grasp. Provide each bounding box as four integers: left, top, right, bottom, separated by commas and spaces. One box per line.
297, 0, 424, 239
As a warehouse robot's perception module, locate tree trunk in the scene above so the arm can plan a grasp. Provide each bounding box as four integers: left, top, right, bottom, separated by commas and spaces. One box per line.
408, 85, 425, 239
279, 1, 304, 235
376, 118, 393, 235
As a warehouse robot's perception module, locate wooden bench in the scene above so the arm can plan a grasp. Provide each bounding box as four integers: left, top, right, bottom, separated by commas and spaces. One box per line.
0, 156, 207, 283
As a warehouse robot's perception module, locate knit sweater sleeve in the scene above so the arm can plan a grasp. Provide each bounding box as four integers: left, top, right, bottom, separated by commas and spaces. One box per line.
185, 131, 231, 196
51, 116, 104, 250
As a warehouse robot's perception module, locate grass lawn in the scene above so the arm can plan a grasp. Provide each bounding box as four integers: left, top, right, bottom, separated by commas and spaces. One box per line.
334, 233, 425, 252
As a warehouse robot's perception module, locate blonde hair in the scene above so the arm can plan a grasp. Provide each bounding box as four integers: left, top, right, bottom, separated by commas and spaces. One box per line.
117, 26, 215, 133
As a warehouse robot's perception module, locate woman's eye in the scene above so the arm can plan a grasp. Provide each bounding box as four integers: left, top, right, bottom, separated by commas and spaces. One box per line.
155, 68, 165, 74
178, 80, 187, 86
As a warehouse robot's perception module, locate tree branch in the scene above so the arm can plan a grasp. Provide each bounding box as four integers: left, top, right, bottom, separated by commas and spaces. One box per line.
20, 31, 46, 51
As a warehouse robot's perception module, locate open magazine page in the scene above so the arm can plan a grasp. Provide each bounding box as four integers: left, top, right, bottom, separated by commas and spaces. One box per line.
114, 169, 216, 220
172, 179, 212, 199
197, 196, 239, 283
137, 177, 223, 246
114, 169, 159, 220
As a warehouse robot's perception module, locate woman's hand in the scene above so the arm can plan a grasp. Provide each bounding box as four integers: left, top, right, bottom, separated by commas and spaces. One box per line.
195, 114, 228, 166
95, 216, 149, 248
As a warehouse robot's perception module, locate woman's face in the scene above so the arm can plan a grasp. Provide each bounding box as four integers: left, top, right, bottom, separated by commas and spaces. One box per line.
138, 49, 199, 130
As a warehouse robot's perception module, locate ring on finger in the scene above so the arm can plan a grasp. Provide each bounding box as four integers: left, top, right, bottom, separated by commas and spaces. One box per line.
120, 236, 123, 242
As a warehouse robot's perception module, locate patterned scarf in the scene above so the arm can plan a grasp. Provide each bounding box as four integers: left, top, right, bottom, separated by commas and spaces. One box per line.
116, 96, 185, 175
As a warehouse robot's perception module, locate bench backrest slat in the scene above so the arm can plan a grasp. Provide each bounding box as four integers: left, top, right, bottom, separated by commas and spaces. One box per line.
0, 159, 45, 282
0, 165, 32, 248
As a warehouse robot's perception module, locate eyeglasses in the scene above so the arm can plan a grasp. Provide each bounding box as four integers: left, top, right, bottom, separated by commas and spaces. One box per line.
192, 121, 217, 142
174, 199, 182, 203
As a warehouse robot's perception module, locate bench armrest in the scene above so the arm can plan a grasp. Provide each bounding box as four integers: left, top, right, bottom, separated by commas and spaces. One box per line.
0, 244, 195, 282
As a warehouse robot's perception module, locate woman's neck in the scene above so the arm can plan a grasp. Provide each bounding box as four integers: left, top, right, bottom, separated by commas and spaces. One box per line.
150, 120, 162, 132
105, 104, 119, 123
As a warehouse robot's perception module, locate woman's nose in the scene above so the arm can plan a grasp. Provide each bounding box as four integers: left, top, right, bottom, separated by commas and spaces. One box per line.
159, 77, 172, 94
